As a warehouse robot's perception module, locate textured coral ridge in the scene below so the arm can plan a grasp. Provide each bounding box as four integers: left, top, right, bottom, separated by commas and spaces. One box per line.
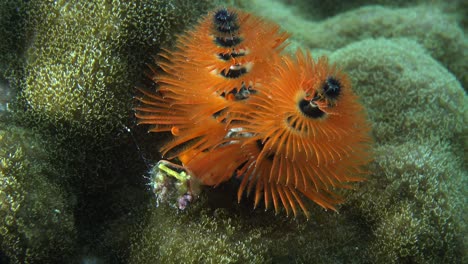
136, 7, 372, 218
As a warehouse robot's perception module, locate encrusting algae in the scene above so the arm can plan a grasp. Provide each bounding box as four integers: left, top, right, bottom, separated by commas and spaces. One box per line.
136, 7, 372, 219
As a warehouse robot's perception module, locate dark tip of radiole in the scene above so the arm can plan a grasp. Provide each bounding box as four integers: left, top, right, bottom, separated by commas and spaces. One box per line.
215, 36, 242, 47
220, 66, 247, 79
217, 51, 245, 61
214, 8, 239, 33
323, 76, 341, 100
299, 99, 325, 119
218, 53, 232, 61
214, 8, 233, 24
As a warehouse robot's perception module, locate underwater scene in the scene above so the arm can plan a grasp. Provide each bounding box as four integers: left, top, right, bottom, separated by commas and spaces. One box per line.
0, 0, 466, 263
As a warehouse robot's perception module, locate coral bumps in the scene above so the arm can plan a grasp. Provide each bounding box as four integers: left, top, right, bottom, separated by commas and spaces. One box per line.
0, 121, 76, 263
333, 38, 466, 263
12, 0, 213, 139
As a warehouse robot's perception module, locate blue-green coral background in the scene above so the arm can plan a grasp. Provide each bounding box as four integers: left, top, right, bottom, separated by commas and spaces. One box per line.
0, 0, 466, 263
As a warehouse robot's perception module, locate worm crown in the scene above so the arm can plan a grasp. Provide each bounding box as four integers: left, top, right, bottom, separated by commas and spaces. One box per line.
136, 7, 372, 219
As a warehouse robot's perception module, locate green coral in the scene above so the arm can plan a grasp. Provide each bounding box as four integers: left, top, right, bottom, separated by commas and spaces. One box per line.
13, 0, 214, 139
307, 6, 467, 90
278, 0, 467, 24
355, 142, 466, 263
242, 1, 467, 90
0, 0, 28, 108
0, 121, 77, 263
0, 1, 28, 80
130, 203, 271, 264
331, 38, 465, 144
129, 193, 372, 264
332, 38, 466, 263
0, 0, 217, 261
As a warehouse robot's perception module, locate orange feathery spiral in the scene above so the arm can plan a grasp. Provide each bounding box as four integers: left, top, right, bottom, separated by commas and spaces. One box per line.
229, 50, 372, 217
172, 7, 289, 95
135, 7, 288, 184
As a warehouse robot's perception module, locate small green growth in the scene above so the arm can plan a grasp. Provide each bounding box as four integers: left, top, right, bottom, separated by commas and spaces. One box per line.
148, 160, 195, 209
